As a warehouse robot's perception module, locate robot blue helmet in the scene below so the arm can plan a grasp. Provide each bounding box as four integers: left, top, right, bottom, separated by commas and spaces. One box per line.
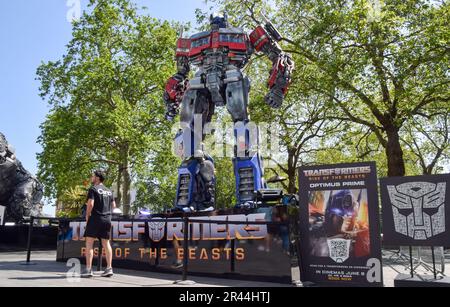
325, 189, 361, 218
210, 12, 229, 29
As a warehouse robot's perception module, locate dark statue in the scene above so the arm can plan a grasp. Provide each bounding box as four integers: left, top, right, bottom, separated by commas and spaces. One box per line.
0, 132, 43, 223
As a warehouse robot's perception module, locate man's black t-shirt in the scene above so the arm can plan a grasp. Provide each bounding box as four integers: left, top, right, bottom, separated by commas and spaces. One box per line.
87, 184, 114, 219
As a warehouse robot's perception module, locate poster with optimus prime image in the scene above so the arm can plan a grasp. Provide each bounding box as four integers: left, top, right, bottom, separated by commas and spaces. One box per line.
308, 189, 371, 262
298, 162, 383, 287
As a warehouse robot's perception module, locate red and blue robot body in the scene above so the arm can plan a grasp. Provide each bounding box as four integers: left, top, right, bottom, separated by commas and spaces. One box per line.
164, 13, 294, 212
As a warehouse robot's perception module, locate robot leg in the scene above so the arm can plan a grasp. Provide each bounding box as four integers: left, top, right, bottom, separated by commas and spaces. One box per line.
174, 89, 216, 212
225, 76, 267, 207
195, 155, 216, 211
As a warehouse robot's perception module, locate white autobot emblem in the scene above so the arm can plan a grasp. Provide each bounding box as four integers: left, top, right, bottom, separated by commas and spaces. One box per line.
148, 220, 166, 242
387, 182, 446, 240
327, 238, 351, 263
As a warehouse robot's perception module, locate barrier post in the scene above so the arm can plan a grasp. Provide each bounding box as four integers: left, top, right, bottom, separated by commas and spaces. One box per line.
26, 216, 34, 263
431, 246, 437, 279
182, 216, 189, 281
230, 239, 236, 272
409, 246, 414, 277
174, 216, 196, 285
21, 216, 37, 266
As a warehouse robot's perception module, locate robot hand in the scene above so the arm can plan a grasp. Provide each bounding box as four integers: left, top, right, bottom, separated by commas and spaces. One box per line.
265, 86, 284, 109
264, 54, 294, 109
163, 74, 187, 121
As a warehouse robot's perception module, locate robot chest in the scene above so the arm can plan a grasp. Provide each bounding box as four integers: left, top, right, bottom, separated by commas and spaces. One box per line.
188, 32, 248, 58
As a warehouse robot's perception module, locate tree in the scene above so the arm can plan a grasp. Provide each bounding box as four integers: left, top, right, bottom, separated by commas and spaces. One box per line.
251, 82, 342, 194
133, 137, 179, 213
206, 0, 449, 177
36, 0, 178, 214
57, 185, 89, 218
276, 0, 449, 177
401, 112, 450, 175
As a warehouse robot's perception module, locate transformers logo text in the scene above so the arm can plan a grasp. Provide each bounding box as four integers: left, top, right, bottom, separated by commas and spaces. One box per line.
69, 213, 267, 242
387, 182, 446, 240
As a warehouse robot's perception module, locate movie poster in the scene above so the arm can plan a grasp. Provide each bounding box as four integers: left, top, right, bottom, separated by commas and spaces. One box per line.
298, 162, 383, 286
380, 174, 450, 246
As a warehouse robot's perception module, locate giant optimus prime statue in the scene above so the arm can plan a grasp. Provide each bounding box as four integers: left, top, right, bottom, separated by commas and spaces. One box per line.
163, 12, 294, 212
0, 132, 43, 223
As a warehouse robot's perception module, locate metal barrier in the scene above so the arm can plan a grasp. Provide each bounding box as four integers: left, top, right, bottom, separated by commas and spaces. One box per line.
23, 214, 290, 283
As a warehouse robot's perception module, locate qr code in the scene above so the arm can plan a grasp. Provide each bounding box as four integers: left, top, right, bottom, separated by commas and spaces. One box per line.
328, 239, 350, 263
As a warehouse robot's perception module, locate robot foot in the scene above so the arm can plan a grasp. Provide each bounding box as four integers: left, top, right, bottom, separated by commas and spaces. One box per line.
172, 203, 215, 214
235, 201, 261, 210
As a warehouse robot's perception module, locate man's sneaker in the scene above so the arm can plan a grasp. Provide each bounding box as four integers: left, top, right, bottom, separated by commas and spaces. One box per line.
101, 267, 114, 278
81, 269, 94, 278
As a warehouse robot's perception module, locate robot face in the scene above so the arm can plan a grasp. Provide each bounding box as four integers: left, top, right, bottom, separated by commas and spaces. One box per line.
342, 194, 353, 210
326, 190, 357, 218
148, 220, 166, 242
387, 182, 446, 240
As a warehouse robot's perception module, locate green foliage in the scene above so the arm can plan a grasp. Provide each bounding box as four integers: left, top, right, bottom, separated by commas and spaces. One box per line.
36, 0, 178, 212
215, 158, 237, 208
203, 0, 449, 180
37, 0, 449, 214
57, 185, 88, 218
132, 136, 179, 212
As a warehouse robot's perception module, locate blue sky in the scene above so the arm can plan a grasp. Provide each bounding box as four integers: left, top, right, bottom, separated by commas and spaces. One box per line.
0, 0, 211, 215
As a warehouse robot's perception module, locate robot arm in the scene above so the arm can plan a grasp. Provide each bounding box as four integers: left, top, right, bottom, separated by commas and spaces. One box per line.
164, 38, 191, 121
249, 19, 294, 109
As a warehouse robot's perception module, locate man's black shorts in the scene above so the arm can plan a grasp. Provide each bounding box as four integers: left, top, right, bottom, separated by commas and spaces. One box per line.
85, 215, 112, 240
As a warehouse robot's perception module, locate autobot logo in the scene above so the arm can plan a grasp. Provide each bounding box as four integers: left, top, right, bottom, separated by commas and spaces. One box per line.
148, 219, 165, 242
387, 182, 447, 240
327, 238, 351, 263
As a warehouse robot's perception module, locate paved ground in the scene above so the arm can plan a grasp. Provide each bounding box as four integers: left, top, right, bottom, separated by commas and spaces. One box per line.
0, 251, 291, 287
0, 248, 447, 287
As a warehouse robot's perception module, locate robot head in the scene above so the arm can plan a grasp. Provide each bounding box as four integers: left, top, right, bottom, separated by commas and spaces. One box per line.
387, 182, 446, 240
324, 190, 359, 235
325, 190, 358, 218
210, 12, 228, 30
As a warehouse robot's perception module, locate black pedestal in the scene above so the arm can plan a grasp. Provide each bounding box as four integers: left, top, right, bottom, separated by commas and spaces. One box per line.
394, 274, 450, 287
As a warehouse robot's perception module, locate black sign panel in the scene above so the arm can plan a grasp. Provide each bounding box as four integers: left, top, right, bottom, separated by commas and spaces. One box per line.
380, 174, 450, 246
298, 162, 383, 286
57, 207, 294, 284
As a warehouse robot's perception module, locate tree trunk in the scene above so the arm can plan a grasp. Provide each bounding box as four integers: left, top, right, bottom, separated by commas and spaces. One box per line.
120, 145, 131, 216
116, 166, 122, 206
122, 166, 131, 216
385, 127, 406, 177
287, 149, 297, 194
287, 170, 297, 194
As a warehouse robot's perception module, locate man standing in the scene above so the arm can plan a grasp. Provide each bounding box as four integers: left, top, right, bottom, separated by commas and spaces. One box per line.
82, 170, 116, 278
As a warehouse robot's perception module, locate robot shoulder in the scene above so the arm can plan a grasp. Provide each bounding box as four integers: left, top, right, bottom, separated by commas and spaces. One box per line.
189, 30, 211, 40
